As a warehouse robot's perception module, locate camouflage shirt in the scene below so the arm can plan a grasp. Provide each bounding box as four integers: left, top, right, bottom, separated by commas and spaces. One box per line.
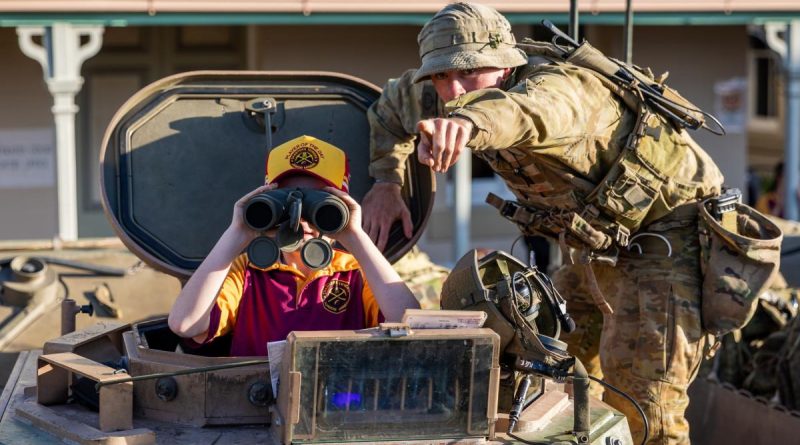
368, 60, 724, 220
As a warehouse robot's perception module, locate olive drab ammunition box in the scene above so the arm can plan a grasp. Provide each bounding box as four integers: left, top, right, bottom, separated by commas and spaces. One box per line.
275, 327, 501, 444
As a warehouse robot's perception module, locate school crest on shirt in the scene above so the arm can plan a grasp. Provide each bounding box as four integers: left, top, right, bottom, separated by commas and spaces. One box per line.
322, 279, 350, 314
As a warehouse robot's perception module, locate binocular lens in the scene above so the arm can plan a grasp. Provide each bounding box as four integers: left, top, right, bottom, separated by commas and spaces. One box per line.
244, 201, 276, 230
301, 238, 333, 270
300, 189, 349, 234
313, 203, 348, 233
247, 237, 280, 269
244, 192, 288, 231
243, 188, 348, 235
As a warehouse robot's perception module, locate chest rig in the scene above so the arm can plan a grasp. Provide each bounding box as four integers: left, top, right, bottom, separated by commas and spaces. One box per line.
484, 25, 725, 315
488, 29, 724, 256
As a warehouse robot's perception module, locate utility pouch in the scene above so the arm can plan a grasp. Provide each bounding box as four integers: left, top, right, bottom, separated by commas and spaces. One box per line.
485, 193, 613, 251
587, 109, 670, 233
592, 156, 662, 232
697, 192, 783, 336
548, 211, 614, 251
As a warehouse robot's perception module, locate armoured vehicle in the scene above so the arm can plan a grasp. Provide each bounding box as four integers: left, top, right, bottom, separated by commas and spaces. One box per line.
0, 71, 633, 444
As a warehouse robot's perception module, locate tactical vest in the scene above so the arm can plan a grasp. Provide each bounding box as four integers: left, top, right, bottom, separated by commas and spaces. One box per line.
488, 39, 722, 252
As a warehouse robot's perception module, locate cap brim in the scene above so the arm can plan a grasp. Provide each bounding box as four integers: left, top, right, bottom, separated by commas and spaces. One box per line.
269, 169, 343, 191
413, 46, 527, 83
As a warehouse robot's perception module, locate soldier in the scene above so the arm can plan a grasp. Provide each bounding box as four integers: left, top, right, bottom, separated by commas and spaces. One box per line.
360, 2, 725, 444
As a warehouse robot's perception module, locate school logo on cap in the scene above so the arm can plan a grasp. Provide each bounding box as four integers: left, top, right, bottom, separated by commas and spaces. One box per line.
322, 279, 350, 314
266, 135, 350, 191
288, 142, 322, 170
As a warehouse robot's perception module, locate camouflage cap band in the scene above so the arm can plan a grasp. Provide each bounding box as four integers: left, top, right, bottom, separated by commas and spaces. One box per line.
419, 26, 512, 56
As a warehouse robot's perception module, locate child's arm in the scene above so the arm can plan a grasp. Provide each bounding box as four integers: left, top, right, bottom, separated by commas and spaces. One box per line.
168, 184, 275, 341
325, 187, 420, 321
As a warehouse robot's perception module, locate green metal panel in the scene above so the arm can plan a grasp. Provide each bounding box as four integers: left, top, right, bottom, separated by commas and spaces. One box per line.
3, 12, 800, 28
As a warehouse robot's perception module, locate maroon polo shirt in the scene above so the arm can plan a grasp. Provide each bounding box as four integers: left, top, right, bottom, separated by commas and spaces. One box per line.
203, 251, 382, 356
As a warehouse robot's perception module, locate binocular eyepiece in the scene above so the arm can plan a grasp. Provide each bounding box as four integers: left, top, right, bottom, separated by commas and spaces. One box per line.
243, 188, 349, 235
243, 189, 290, 233
243, 188, 349, 270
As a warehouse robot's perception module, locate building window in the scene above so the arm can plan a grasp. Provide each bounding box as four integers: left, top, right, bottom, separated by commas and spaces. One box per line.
748, 27, 782, 122
752, 49, 780, 119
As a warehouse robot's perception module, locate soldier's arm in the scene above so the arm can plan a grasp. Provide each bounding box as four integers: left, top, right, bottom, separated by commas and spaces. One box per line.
364, 69, 431, 250
446, 68, 588, 152
367, 69, 427, 185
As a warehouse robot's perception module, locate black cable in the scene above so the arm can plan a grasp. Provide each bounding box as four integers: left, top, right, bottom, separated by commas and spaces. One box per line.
508, 431, 550, 445
57, 274, 69, 300
507, 375, 551, 445
506, 373, 648, 445
509, 235, 525, 260
572, 374, 650, 445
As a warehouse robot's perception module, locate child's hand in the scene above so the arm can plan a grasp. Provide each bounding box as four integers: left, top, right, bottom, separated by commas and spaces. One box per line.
231, 183, 277, 235
323, 187, 363, 242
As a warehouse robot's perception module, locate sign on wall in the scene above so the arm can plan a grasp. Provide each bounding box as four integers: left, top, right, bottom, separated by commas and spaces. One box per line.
714, 77, 748, 134
0, 128, 55, 189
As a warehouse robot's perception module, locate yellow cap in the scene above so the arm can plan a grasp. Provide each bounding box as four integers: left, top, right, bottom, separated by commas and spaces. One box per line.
265, 135, 350, 192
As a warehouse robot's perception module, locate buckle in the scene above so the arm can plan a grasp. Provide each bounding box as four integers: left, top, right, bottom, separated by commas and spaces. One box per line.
500, 201, 521, 219
613, 225, 630, 247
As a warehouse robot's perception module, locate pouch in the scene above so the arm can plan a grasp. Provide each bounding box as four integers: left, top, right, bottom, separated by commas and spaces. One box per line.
697, 200, 783, 336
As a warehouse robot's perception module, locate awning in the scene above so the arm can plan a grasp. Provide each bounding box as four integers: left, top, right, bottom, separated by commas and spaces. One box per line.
2, 1, 800, 26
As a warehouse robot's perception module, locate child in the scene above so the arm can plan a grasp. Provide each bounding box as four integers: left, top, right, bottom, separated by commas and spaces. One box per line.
168, 135, 420, 356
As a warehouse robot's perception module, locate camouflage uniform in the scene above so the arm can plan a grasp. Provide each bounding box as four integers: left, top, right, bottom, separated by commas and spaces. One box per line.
392, 247, 450, 309
550, 264, 605, 398
368, 37, 723, 445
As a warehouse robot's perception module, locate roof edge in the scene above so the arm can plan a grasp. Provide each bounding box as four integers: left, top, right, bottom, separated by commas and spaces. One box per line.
3, 11, 800, 27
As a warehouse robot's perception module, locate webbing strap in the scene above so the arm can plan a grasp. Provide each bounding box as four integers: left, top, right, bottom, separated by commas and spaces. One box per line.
581, 262, 614, 316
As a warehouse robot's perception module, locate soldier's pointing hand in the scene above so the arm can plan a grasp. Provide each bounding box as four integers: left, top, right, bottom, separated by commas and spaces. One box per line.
416, 117, 473, 173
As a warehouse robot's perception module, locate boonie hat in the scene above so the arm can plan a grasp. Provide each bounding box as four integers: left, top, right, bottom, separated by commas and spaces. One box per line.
413, 2, 528, 83
265, 135, 350, 192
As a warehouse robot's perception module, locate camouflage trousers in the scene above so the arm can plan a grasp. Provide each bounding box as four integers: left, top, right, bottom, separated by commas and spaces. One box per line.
552, 209, 706, 445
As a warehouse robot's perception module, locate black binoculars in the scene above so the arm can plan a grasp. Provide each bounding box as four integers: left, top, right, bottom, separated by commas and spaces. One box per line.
242, 188, 350, 270
244, 188, 349, 234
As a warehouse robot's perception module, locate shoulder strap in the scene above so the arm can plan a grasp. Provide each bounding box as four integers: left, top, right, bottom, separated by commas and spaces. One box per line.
519, 38, 712, 132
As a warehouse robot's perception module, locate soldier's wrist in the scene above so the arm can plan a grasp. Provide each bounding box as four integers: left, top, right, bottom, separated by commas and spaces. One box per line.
447, 113, 478, 140
374, 178, 403, 187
